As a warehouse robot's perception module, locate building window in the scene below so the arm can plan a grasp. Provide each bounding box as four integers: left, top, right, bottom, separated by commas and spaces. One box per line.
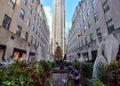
82, 6, 85, 12
35, 39, 36, 46
32, 24, 35, 31
90, 33, 93, 42
20, 8, 25, 20
8, 0, 16, 9
2, 14, 11, 30
87, 9, 90, 16
27, 18, 31, 26
36, 29, 38, 35
84, 26, 87, 31
29, 6, 32, 14
80, 19, 83, 26
25, 32, 28, 41
103, 0, 110, 13
35, 4, 37, 11
86, 0, 89, 6
96, 28, 102, 42
23, 0, 27, 5
38, 32, 40, 37
37, 41, 39, 47
31, 36, 33, 43
85, 37, 87, 44
91, 0, 96, 9
33, 13, 36, 20
16, 25, 22, 37
31, 0, 34, 3
94, 12, 99, 23
37, 19, 39, 25
107, 19, 115, 34
88, 21, 91, 28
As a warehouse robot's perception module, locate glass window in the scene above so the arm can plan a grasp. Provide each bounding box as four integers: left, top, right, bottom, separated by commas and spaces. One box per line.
23, 0, 27, 5
2, 14, 11, 30
82, 6, 85, 12
38, 32, 40, 37
35, 39, 36, 46
94, 12, 99, 23
31, 0, 34, 3
8, 0, 16, 9
85, 37, 87, 44
38, 41, 39, 47
91, 0, 96, 9
80, 18, 83, 26
35, 4, 37, 11
37, 19, 39, 25
36, 29, 38, 35
20, 8, 25, 19
96, 28, 102, 42
90, 33, 93, 42
86, 0, 89, 6
16, 25, 22, 37
29, 6, 32, 14
31, 36, 33, 43
87, 9, 90, 16
27, 18, 31, 26
88, 21, 91, 28
103, 0, 110, 13
33, 13, 36, 20
32, 24, 35, 31
107, 19, 115, 34
84, 26, 87, 30
83, 16, 85, 23
25, 32, 28, 41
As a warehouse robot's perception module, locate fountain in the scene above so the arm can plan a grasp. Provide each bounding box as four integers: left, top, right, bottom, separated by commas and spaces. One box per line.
92, 34, 119, 79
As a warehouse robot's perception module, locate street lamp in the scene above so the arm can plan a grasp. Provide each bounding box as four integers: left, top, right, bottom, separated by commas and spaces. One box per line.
77, 32, 82, 85
77, 32, 81, 61
77, 32, 81, 38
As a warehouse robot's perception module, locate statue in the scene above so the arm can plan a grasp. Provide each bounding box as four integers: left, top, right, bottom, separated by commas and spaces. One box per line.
92, 34, 119, 79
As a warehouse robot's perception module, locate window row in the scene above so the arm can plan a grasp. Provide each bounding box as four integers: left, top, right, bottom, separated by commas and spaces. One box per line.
2, 14, 42, 34
8, 0, 37, 14
83, 0, 109, 17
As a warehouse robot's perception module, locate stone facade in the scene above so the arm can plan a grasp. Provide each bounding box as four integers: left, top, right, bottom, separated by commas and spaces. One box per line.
51, 0, 65, 57
68, 0, 120, 62
0, 0, 50, 62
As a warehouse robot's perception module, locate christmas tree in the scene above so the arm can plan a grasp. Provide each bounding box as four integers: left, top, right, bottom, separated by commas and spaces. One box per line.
54, 45, 62, 60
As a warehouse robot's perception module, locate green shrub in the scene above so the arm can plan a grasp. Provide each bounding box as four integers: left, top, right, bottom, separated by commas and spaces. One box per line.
97, 64, 107, 84
92, 79, 106, 86
81, 62, 93, 79
0, 60, 53, 86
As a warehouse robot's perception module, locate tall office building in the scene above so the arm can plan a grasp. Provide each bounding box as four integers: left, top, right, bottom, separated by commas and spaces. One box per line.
0, 0, 50, 62
51, 0, 65, 57
68, 0, 120, 62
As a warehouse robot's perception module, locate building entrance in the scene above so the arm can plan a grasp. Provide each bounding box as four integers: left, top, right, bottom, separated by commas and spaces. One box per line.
0, 45, 6, 61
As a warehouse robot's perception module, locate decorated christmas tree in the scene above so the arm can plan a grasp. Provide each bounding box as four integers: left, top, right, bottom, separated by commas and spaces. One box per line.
54, 44, 63, 60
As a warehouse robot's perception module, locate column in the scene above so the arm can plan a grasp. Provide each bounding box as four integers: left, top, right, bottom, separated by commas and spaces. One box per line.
88, 47, 92, 61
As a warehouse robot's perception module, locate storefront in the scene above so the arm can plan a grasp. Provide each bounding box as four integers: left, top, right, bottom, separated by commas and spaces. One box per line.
82, 52, 89, 61
0, 45, 6, 61
91, 50, 97, 62
29, 52, 36, 61
13, 48, 26, 60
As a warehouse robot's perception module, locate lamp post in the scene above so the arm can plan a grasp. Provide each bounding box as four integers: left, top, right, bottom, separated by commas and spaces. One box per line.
77, 32, 82, 85
77, 32, 80, 61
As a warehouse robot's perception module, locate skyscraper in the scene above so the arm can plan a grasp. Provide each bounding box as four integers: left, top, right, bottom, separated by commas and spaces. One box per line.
51, 0, 65, 57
